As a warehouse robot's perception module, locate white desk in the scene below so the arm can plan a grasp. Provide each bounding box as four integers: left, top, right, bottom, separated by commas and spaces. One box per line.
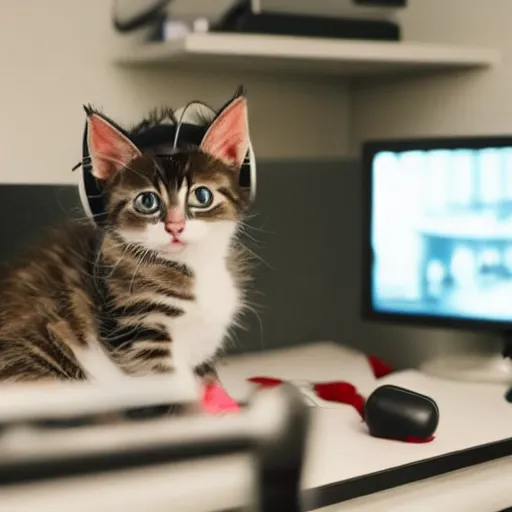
218, 341, 512, 510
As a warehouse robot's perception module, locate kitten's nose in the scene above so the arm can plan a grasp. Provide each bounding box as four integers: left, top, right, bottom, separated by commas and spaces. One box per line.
165, 222, 185, 237
165, 207, 185, 237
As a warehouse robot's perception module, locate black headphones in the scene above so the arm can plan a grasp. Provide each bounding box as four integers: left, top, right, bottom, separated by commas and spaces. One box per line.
78, 102, 256, 225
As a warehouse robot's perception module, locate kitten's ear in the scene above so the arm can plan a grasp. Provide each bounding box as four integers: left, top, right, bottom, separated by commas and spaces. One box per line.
86, 109, 141, 180
200, 95, 250, 170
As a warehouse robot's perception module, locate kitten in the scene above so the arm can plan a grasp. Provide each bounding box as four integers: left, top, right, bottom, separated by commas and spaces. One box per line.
0, 92, 252, 397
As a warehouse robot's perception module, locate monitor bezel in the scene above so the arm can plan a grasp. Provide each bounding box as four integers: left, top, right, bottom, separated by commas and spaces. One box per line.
361, 135, 512, 333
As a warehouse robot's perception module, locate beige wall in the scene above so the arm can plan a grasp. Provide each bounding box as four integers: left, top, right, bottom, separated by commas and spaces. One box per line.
3, 1, 499, 186
1, 1, 506, 180
352, 0, 512, 147
0, 0, 350, 184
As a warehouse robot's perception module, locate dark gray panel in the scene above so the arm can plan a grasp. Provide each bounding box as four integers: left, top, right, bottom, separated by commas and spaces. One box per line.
0, 185, 84, 268
235, 159, 360, 354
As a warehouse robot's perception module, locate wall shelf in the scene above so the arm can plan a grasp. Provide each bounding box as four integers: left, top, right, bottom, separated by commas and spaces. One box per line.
114, 33, 500, 78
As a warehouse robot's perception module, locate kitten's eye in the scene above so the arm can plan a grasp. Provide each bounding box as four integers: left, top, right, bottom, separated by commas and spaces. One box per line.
189, 186, 213, 209
134, 192, 160, 214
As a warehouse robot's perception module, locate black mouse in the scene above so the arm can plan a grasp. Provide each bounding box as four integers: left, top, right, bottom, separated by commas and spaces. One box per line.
364, 385, 439, 441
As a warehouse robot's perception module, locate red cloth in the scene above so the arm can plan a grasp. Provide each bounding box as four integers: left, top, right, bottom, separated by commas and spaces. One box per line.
368, 355, 394, 379
313, 382, 365, 418
247, 376, 283, 388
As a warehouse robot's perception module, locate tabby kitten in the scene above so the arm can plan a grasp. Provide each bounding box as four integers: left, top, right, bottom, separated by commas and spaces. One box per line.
0, 93, 251, 394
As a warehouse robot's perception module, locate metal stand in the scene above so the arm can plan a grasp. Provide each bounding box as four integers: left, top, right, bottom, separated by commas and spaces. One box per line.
421, 331, 512, 386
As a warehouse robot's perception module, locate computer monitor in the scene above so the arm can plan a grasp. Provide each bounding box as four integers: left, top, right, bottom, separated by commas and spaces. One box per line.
362, 137, 512, 384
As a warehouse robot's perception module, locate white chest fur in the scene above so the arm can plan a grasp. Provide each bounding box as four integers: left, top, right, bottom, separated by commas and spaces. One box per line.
168, 255, 240, 370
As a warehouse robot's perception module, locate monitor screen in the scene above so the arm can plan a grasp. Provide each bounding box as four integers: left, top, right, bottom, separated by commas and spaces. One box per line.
364, 138, 512, 328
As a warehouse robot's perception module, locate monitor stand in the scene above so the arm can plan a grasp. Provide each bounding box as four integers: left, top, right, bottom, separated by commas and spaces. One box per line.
420, 332, 512, 385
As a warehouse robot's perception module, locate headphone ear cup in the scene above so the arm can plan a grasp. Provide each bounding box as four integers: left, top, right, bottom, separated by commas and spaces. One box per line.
78, 168, 94, 220
80, 120, 107, 224
240, 139, 256, 202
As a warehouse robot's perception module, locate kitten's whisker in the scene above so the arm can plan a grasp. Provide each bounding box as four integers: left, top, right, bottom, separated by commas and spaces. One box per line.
104, 325, 141, 346
239, 217, 274, 235
128, 248, 151, 296
65, 210, 109, 223
102, 247, 130, 279
108, 334, 140, 354
236, 225, 260, 244
239, 241, 274, 270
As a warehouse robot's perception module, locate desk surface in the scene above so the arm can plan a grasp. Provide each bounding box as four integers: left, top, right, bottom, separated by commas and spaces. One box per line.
1, 342, 511, 512
218, 342, 512, 508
